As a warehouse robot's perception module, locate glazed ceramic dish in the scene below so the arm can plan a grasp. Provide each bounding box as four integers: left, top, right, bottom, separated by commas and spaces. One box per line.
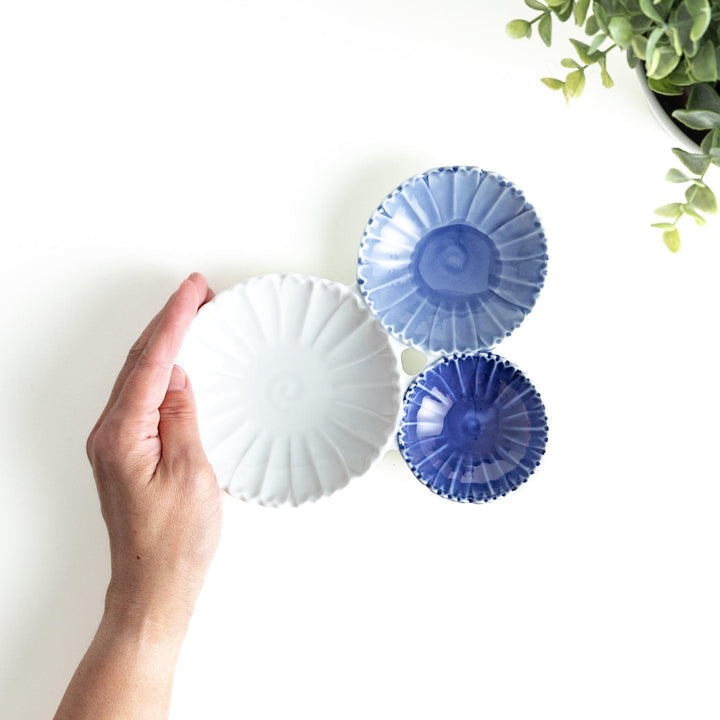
398, 353, 548, 503
177, 275, 402, 507
357, 166, 548, 355
179, 166, 549, 507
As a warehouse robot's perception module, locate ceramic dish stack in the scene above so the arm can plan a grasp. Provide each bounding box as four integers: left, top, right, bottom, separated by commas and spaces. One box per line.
178, 166, 549, 507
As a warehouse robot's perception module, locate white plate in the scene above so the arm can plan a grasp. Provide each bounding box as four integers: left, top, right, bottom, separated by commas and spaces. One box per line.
177, 274, 402, 506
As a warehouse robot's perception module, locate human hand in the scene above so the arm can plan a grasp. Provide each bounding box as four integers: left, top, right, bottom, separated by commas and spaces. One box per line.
54, 274, 222, 720
86, 273, 223, 630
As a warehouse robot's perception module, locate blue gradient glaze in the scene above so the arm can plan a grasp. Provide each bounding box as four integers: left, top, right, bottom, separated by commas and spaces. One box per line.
357, 166, 548, 355
398, 353, 548, 503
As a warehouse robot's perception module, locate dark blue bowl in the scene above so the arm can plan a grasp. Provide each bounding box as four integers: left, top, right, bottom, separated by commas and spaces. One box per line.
357, 167, 548, 355
398, 353, 548, 503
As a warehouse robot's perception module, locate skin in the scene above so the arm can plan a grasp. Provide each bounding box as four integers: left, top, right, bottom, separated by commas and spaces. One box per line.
54, 272, 223, 720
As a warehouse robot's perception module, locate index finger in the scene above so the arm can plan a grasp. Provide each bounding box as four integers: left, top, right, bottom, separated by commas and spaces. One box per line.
113, 276, 208, 420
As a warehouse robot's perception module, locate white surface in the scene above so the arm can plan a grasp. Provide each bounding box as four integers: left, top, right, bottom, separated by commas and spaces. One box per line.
1, 1, 719, 718
177, 275, 401, 506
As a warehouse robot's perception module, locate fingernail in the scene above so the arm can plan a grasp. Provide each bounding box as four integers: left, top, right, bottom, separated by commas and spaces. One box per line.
168, 365, 187, 391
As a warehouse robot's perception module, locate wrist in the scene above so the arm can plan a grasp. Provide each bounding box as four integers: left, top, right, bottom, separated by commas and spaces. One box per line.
103, 578, 194, 648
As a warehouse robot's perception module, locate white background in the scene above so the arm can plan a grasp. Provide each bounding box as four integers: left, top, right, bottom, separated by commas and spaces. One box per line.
2, 1, 719, 718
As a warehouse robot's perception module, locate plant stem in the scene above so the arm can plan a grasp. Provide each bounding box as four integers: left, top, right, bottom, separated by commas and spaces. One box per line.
578, 43, 617, 72
671, 163, 710, 227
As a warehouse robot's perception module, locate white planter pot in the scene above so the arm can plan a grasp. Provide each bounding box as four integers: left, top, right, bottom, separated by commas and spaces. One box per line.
636, 66, 701, 153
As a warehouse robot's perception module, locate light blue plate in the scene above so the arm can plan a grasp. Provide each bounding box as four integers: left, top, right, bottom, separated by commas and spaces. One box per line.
398, 352, 548, 503
357, 167, 548, 354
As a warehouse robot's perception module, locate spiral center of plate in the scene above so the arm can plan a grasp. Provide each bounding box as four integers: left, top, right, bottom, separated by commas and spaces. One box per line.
442, 243, 468, 272
444, 399, 500, 458
268, 373, 303, 410
412, 223, 499, 298
461, 413, 483, 436
252, 344, 331, 434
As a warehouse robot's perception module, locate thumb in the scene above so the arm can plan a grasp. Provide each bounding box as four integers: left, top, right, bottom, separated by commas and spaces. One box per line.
158, 365, 207, 468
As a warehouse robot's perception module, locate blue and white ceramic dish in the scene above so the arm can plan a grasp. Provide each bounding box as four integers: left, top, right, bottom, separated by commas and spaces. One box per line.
398, 352, 548, 503
357, 167, 548, 355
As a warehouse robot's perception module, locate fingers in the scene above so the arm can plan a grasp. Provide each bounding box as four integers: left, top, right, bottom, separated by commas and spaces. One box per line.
111, 274, 211, 423
94, 305, 168, 430
157, 366, 208, 472
93, 274, 214, 435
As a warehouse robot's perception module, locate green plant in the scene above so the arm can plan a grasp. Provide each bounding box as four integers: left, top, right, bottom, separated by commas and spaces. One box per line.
507, 0, 720, 251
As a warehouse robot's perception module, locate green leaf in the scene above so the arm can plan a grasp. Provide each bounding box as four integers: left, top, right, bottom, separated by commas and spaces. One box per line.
629, 15, 654, 35
538, 13, 553, 47
663, 227, 681, 252
565, 69, 586, 98
686, 0, 711, 41
682, 205, 707, 225
594, 4, 609, 33
561, 57, 582, 68
506, 19, 532, 39
672, 148, 710, 175
599, 56, 614, 88
524, 0, 548, 10
640, 0, 665, 22
541, 77, 565, 90
647, 76, 684, 95
674, 2, 698, 56
574, 0, 591, 25
554, 1, 574, 22
673, 108, 720, 130
545, 0, 566, 6
652, 222, 677, 229
667, 26, 683, 56
625, 44, 641, 69
570, 39, 599, 64
608, 16, 634, 46
648, 45, 682, 79
666, 167, 692, 182
632, 35, 648, 60
701, 127, 720, 153
645, 27, 665, 71
667, 61, 693, 86
655, 202, 683, 217
687, 184, 718, 212
589, 32, 608, 54
688, 83, 720, 113
585, 14, 599, 35
687, 40, 718, 82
